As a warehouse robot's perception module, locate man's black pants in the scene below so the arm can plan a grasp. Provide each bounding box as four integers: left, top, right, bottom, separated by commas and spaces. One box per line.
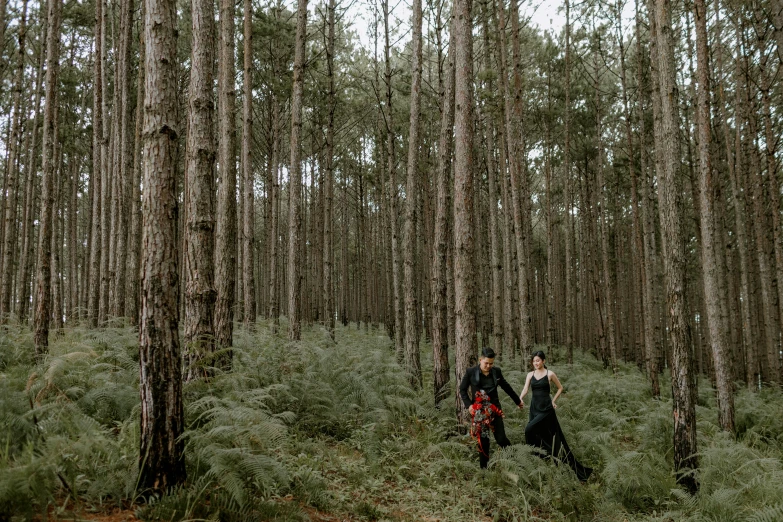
479, 415, 510, 469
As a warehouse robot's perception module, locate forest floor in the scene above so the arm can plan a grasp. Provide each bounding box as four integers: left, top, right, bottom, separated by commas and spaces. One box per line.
2, 321, 783, 521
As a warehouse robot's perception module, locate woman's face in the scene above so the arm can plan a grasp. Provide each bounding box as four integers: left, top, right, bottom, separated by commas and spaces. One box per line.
532, 356, 544, 370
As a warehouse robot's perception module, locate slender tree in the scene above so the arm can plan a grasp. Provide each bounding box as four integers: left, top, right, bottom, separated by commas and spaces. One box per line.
403, 0, 424, 388
242, 0, 255, 325
323, 0, 336, 340
33, 0, 63, 356
650, 0, 699, 492
214, 0, 239, 356
453, 0, 477, 418
287, 0, 308, 341
0, 0, 28, 321
184, 0, 217, 379
138, 0, 186, 491
693, 0, 734, 431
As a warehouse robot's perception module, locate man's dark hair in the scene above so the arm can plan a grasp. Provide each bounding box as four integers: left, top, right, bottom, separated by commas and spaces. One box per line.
481, 347, 496, 359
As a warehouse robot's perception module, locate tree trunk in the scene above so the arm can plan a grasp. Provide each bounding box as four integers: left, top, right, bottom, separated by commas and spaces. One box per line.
495, 0, 532, 360
0, 0, 28, 321
402, 0, 423, 388
693, 0, 734, 431
650, 0, 699, 493
382, 0, 404, 362
432, 8, 454, 404
98, 0, 110, 325
269, 95, 280, 331
138, 0, 186, 491
127, 23, 145, 325
111, 0, 134, 319
183, 0, 216, 380
88, 0, 104, 328
214, 0, 238, 357
323, 0, 336, 340
453, 0, 477, 419
287, 0, 307, 341
242, 0, 255, 325
33, 0, 63, 356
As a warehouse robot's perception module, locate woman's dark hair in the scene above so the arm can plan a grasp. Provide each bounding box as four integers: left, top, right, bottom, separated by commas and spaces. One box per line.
481, 347, 496, 359
531, 350, 547, 368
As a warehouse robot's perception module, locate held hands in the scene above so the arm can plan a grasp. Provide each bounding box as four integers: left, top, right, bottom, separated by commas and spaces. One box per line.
552, 402, 558, 409
518, 401, 524, 409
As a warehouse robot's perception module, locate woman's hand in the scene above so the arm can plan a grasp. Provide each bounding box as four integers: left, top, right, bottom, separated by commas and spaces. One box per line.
468, 405, 475, 415
518, 401, 524, 409
552, 402, 558, 409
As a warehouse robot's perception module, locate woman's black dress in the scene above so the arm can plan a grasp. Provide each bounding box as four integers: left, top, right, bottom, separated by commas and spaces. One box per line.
525, 371, 592, 481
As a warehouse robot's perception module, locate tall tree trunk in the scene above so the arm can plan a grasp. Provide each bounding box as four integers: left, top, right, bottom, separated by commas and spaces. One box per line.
564, 0, 574, 360
496, 0, 532, 360
111, 0, 134, 319
432, 8, 454, 404
242, 0, 255, 325
403, 0, 423, 388
183, 0, 216, 380
323, 0, 336, 340
757, 23, 783, 384
650, 0, 699, 493
127, 23, 145, 325
382, 0, 404, 362
98, 0, 110, 325
0, 0, 28, 321
453, 0, 477, 419
480, 1, 502, 359
88, 0, 104, 328
618, 2, 646, 373
693, 0, 734, 431
287, 0, 307, 341
214, 0, 238, 356
33, 0, 63, 356
138, 0, 186, 491
268, 95, 280, 331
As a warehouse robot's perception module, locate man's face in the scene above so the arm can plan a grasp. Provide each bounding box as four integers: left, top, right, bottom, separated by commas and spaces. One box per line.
480, 357, 495, 373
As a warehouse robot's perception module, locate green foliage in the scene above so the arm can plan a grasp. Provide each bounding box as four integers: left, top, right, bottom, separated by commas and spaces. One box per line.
2, 326, 783, 521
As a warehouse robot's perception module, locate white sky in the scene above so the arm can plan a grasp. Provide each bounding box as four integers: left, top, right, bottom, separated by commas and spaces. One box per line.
339, 0, 569, 51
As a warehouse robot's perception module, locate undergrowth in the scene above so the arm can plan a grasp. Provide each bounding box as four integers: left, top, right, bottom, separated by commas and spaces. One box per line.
1, 321, 782, 521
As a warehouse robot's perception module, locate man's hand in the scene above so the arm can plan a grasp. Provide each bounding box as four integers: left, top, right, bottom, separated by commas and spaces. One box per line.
518, 401, 524, 409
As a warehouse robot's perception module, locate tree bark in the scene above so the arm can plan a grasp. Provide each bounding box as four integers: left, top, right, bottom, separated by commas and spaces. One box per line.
693, 0, 734, 431
402, 0, 424, 388
88, 0, 104, 328
33, 0, 63, 356
111, 0, 135, 319
0, 0, 28, 321
650, 0, 699, 492
138, 0, 186, 491
184, 0, 217, 380
242, 0, 255, 326
323, 0, 336, 340
432, 8, 454, 404
214, 0, 238, 356
287, 0, 307, 341
453, 0, 477, 419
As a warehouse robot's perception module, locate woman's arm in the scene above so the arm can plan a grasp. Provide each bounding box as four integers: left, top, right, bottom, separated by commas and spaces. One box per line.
550, 371, 564, 408
518, 372, 533, 404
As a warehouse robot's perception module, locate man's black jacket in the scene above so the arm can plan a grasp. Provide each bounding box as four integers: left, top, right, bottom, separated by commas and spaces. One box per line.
459, 366, 521, 409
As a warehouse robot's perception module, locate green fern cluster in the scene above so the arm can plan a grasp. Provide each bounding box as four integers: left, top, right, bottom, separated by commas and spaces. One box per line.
3, 323, 783, 521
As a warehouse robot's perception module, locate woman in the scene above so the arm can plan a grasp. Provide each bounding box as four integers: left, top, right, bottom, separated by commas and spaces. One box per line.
519, 350, 592, 481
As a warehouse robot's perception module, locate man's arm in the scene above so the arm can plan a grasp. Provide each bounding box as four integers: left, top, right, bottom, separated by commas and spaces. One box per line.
496, 368, 521, 405
458, 369, 473, 409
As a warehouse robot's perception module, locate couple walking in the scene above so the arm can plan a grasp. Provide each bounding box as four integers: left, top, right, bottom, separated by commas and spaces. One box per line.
459, 347, 592, 481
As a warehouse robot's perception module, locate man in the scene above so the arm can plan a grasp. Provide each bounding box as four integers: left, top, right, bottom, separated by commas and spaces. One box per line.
459, 347, 524, 468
